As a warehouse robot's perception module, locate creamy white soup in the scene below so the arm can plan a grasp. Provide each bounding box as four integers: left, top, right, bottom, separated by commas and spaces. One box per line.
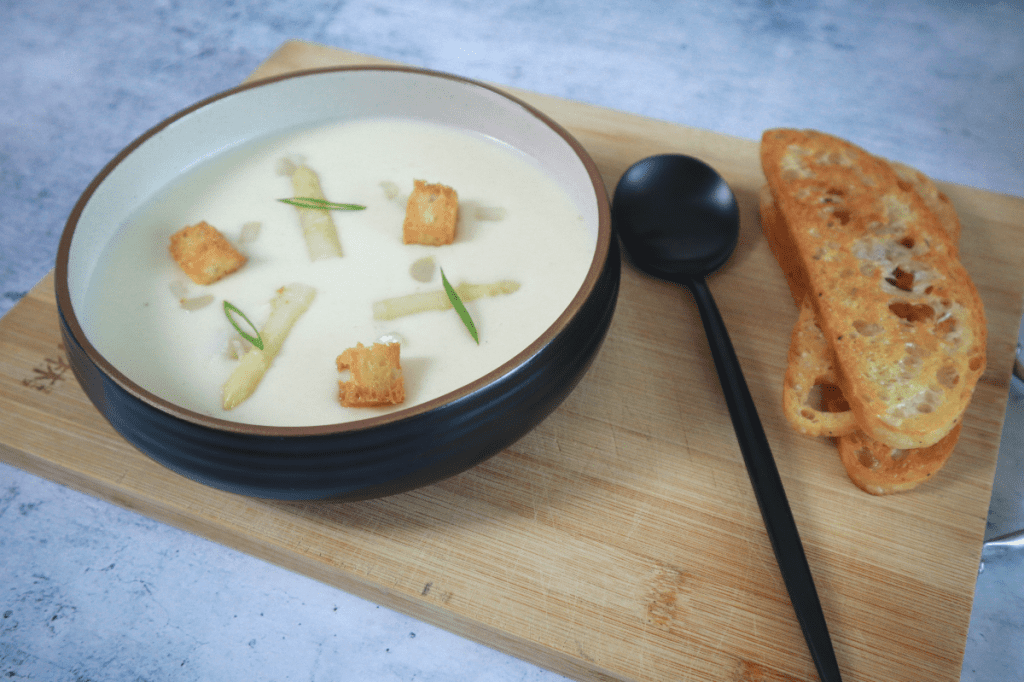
84, 118, 595, 426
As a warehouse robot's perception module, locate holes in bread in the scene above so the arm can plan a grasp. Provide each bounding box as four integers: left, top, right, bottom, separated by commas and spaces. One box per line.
821, 383, 851, 413
883, 195, 913, 229
855, 447, 880, 470
936, 364, 960, 389
885, 266, 915, 292
906, 343, 928, 356
889, 301, 934, 323
853, 320, 884, 336
899, 236, 915, 249
934, 316, 957, 337
821, 204, 851, 227
914, 388, 943, 414
899, 353, 922, 380
969, 355, 984, 372
804, 380, 850, 415
870, 220, 902, 237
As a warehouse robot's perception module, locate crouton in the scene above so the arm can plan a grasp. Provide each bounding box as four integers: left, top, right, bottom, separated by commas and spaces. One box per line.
402, 180, 458, 246
169, 221, 247, 285
336, 342, 405, 407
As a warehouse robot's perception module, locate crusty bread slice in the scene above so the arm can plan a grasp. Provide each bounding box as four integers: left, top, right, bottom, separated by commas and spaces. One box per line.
761, 183, 858, 436
760, 136, 974, 491
761, 160, 966, 441
782, 298, 860, 437
836, 422, 961, 495
761, 128, 986, 449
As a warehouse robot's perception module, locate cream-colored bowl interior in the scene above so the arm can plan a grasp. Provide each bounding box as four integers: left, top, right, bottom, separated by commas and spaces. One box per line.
67, 68, 600, 314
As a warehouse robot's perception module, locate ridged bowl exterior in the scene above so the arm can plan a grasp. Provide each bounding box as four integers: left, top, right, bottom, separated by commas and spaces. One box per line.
59, 244, 617, 500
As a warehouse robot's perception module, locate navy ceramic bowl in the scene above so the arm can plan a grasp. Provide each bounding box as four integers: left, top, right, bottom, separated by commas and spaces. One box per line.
55, 66, 618, 501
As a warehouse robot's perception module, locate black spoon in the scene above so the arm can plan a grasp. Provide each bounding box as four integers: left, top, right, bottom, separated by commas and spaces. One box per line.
612, 154, 843, 682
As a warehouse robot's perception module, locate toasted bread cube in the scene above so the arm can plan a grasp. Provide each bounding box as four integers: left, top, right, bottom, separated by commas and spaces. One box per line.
336, 342, 405, 407
169, 221, 247, 285
402, 180, 458, 246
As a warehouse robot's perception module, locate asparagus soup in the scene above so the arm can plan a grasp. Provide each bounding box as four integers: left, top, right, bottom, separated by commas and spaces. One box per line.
83, 118, 596, 426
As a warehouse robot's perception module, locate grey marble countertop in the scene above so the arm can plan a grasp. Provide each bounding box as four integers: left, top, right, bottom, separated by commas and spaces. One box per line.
1, 1, 1022, 680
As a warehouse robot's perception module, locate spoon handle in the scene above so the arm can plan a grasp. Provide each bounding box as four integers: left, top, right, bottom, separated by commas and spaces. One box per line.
687, 276, 843, 682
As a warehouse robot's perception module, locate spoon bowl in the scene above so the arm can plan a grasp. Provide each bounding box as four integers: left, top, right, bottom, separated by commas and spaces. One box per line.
612, 154, 844, 682
613, 154, 739, 281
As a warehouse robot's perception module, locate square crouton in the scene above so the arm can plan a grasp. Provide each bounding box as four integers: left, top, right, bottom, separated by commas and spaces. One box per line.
169, 221, 247, 285
402, 180, 458, 246
336, 342, 405, 407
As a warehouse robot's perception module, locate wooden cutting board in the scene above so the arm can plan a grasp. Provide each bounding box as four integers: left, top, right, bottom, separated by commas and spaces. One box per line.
3, 41, 1023, 682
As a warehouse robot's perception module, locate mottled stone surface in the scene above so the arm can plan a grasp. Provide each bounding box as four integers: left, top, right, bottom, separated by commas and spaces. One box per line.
1, 1, 1021, 680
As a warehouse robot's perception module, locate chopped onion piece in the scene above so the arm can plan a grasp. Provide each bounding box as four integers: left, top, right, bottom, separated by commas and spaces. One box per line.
377, 332, 406, 346
409, 256, 436, 282
169, 279, 189, 299
239, 221, 262, 244
180, 294, 214, 311
475, 206, 506, 221
226, 337, 251, 360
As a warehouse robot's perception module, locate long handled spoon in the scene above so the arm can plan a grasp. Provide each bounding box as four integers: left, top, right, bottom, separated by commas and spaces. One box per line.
612, 154, 843, 682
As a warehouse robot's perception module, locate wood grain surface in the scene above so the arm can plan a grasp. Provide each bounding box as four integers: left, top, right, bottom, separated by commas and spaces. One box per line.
3, 41, 1024, 682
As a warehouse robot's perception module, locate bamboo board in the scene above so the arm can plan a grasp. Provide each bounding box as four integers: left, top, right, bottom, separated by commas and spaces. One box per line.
3, 41, 1024, 682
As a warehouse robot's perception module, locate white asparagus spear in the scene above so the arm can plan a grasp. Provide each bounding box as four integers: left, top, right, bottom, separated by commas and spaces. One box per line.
284, 162, 343, 260
372, 280, 520, 321
222, 283, 316, 410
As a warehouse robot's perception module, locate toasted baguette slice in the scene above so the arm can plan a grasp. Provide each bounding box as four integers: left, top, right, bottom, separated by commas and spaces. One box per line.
782, 299, 859, 437
760, 140, 970, 491
762, 160, 966, 440
761, 183, 856, 432
761, 128, 986, 449
761, 183, 857, 436
836, 423, 961, 495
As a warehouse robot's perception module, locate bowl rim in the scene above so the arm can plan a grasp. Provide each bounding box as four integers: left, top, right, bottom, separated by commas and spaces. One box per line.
55, 64, 613, 437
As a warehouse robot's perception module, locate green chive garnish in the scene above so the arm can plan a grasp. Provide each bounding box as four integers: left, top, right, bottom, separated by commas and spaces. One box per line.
223, 300, 264, 351
278, 197, 366, 211
440, 268, 479, 344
